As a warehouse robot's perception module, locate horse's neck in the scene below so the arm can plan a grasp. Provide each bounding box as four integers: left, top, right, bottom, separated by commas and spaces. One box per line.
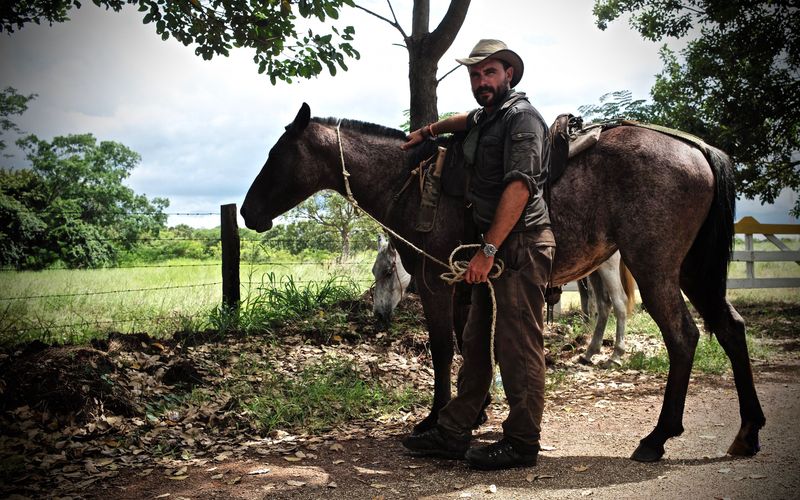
332, 134, 409, 223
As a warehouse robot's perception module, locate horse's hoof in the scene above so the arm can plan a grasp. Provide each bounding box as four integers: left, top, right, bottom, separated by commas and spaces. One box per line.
631, 441, 664, 462
578, 355, 593, 366
606, 357, 623, 368
471, 410, 488, 429
727, 432, 761, 456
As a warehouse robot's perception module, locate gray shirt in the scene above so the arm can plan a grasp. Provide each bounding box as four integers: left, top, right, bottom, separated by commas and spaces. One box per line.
464, 91, 551, 233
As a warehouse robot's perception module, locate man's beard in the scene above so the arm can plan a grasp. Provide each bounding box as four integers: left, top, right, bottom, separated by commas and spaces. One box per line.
473, 83, 510, 107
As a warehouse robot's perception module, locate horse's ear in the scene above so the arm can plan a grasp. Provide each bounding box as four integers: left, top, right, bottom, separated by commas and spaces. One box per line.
288, 103, 311, 134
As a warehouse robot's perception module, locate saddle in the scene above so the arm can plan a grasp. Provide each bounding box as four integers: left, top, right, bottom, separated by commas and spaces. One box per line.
548, 113, 601, 184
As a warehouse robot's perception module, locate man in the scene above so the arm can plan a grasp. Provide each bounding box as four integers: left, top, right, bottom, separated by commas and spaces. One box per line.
401, 39, 555, 470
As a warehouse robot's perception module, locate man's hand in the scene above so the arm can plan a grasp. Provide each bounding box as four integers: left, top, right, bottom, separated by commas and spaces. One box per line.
465, 252, 495, 284
401, 128, 426, 150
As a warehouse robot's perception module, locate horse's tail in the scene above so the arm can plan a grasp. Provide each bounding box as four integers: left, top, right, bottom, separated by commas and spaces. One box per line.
619, 259, 636, 316
681, 144, 737, 331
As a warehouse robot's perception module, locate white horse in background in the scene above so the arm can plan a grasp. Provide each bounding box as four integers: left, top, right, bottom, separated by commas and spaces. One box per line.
371, 234, 413, 327
577, 251, 636, 366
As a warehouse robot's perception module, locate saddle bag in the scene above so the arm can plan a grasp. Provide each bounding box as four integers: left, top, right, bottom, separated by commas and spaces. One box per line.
415, 146, 447, 233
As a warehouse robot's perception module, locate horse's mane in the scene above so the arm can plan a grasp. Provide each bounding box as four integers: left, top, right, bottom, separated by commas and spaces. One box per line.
313, 116, 444, 170
312, 117, 408, 141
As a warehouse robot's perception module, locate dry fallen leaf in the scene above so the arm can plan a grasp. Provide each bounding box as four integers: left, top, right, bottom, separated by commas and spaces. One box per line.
330, 443, 344, 452
169, 475, 188, 481
333, 459, 345, 465
287, 480, 306, 487
327, 481, 338, 488
581, 490, 593, 496
283, 456, 302, 462
540, 444, 556, 451
749, 474, 767, 479
247, 468, 271, 475
573, 465, 590, 472
486, 484, 497, 494
211, 473, 224, 480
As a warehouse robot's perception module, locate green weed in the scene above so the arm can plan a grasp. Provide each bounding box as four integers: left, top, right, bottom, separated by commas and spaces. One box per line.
233, 356, 423, 434
545, 369, 568, 394
622, 333, 773, 375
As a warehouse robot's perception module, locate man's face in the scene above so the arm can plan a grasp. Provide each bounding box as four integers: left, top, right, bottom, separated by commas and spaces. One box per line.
469, 58, 513, 108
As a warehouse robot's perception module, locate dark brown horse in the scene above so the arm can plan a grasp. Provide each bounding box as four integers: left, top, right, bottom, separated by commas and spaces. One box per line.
241, 103, 764, 462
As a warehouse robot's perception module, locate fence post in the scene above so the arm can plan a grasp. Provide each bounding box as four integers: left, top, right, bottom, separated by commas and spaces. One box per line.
221, 203, 240, 312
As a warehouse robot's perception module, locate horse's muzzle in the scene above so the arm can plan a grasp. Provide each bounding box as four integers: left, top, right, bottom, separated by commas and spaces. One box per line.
240, 205, 273, 232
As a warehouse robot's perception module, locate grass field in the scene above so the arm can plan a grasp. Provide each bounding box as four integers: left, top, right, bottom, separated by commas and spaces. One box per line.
0, 252, 375, 345
1, 238, 797, 346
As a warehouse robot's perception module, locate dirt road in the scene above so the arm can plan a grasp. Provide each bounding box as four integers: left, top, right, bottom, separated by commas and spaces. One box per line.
102, 361, 800, 500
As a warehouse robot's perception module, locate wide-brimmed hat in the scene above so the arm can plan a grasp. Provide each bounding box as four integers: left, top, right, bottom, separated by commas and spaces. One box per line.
456, 39, 524, 88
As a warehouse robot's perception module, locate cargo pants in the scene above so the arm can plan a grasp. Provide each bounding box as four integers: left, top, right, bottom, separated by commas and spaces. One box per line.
438, 227, 555, 451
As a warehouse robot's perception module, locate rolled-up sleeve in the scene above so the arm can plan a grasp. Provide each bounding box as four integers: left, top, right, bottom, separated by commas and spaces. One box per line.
503, 109, 546, 200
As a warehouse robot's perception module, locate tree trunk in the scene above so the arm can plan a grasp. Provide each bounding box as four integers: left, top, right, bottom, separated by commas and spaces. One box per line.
405, 0, 471, 131
408, 49, 440, 130
340, 228, 351, 260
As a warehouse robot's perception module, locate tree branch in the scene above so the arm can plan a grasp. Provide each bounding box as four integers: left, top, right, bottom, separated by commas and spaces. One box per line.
437, 63, 461, 84
427, 0, 471, 60
680, 3, 704, 16
353, 3, 407, 39
411, 0, 430, 38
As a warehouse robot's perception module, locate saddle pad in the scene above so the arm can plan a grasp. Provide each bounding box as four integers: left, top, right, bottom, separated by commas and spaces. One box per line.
622, 121, 711, 156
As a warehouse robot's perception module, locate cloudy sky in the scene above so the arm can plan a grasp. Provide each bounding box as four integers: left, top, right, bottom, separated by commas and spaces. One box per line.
1, 0, 796, 227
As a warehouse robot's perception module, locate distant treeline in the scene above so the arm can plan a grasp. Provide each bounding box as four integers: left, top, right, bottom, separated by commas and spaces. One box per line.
123, 222, 380, 265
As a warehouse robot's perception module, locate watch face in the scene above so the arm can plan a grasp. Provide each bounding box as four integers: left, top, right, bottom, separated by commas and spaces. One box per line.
483, 244, 497, 257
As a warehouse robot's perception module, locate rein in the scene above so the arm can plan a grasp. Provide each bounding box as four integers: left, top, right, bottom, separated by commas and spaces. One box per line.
334, 121, 504, 368
335, 120, 449, 270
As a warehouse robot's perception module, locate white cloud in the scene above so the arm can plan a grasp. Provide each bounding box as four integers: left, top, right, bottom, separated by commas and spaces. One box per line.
0, 0, 795, 227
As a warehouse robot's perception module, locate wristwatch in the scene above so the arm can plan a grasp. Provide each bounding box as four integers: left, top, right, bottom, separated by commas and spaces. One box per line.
480, 234, 498, 258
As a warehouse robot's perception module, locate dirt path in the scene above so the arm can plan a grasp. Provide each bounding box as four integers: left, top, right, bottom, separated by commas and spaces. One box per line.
98, 362, 800, 500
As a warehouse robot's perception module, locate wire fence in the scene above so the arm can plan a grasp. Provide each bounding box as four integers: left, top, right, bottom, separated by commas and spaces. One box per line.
0, 208, 380, 343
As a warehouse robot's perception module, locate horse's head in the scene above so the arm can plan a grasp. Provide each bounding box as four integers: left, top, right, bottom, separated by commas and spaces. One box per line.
371, 234, 411, 327
241, 103, 329, 232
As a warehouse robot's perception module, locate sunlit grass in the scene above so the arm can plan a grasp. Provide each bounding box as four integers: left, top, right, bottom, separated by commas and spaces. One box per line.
0, 252, 375, 346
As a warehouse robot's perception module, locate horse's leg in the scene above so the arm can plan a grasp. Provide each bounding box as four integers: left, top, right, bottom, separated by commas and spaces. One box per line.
578, 277, 591, 322
602, 261, 629, 366
413, 280, 455, 434
681, 278, 766, 456
630, 275, 699, 462
579, 272, 608, 365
